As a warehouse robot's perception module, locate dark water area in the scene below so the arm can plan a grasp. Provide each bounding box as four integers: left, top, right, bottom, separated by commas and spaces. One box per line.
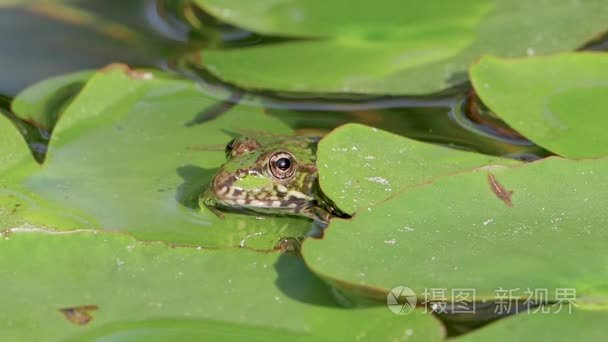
0, 0, 568, 162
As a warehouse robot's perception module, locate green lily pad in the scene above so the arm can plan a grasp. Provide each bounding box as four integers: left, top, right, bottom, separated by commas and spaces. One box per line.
1, 65, 315, 248
470, 53, 608, 159
11, 70, 93, 130
455, 309, 607, 341
0, 114, 33, 174
203, 39, 468, 95
304, 157, 608, 304
317, 124, 517, 215
194, 0, 489, 38
0, 230, 444, 341
194, 0, 608, 95
0, 114, 52, 228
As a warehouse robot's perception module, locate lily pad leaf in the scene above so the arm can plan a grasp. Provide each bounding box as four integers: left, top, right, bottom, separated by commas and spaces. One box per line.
11, 70, 93, 131
0, 114, 54, 228
194, 0, 608, 95
0, 114, 34, 174
1, 65, 314, 248
202, 38, 468, 95
0, 230, 445, 341
194, 0, 490, 39
470, 53, 608, 159
317, 123, 518, 215
304, 157, 608, 304
455, 309, 607, 341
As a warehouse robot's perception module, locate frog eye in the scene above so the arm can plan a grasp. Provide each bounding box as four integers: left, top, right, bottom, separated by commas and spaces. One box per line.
269, 152, 296, 179
224, 139, 236, 159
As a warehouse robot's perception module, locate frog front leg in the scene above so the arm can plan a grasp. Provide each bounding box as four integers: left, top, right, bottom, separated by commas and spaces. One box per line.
199, 188, 225, 219
300, 205, 333, 227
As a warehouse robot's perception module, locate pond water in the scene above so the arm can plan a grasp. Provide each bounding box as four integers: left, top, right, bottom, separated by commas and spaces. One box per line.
0, 0, 549, 162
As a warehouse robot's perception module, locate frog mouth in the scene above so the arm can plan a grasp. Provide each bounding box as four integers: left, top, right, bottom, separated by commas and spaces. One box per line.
212, 183, 310, 211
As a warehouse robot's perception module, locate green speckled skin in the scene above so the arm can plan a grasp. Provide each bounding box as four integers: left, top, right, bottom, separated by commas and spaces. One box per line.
201, 136, 340, 224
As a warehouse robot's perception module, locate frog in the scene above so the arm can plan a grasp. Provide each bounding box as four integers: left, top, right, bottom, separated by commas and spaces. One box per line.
200, 135, 344, 225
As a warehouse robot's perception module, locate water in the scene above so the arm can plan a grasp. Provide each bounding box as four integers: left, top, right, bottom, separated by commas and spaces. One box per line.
3, 0, 592, 161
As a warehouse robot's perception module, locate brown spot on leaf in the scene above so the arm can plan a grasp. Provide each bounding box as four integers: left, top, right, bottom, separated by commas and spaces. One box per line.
100, 63, 153, 80
488, 173, 513, 207
59, 305, 98, 325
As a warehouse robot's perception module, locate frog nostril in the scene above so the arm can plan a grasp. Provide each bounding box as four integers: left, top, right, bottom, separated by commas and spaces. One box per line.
236, 169, 247, 178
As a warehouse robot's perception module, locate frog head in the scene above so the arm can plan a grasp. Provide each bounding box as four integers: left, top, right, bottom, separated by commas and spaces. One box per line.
202, 136, 337, 224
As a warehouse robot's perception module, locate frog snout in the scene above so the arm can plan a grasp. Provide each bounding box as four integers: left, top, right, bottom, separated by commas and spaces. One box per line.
209, 172, 241, 201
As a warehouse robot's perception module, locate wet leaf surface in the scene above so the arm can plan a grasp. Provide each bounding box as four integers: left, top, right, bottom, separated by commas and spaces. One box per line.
305, 157, 608, 304
0, 230, 444, 341
1, 65, 314, 248
193, 0, 608, 95
317, 124, 518, 215
470, 53, 608, 159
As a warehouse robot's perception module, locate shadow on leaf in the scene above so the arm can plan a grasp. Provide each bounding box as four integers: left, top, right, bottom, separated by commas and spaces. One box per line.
175, 165, 216, 210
